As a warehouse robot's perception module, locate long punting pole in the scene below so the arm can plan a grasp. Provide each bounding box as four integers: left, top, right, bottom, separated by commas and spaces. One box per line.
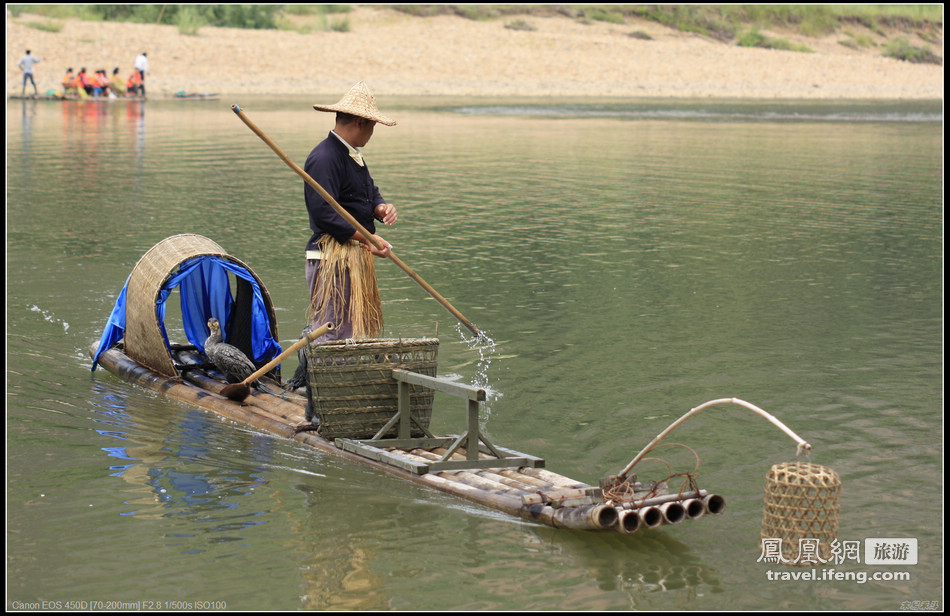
231, 104, 482, 339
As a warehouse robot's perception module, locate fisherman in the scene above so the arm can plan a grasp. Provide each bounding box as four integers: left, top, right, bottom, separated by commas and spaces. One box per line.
18, 49, 43, 96
303, 81, 398, 343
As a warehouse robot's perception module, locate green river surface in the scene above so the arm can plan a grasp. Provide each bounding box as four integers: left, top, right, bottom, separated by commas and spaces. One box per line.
6, 96, 943, 611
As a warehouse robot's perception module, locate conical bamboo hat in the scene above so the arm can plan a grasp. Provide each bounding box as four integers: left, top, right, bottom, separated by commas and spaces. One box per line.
313, 81, 396, 126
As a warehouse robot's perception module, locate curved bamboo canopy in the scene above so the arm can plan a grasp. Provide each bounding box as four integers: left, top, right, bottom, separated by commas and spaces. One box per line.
123, 234, 279, 377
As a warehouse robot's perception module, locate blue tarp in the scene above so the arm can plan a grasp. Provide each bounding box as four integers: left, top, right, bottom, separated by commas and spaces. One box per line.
92, 255, 281, 371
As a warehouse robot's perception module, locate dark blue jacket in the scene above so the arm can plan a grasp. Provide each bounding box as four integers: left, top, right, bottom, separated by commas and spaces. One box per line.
304, 132, 384, 250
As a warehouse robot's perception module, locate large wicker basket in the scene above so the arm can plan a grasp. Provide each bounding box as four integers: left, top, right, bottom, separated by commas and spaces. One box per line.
305, 338, 439, 439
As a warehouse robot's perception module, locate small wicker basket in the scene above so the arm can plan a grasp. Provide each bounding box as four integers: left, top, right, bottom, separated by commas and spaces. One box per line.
305, 338, 439, 439
761, 462, 841, 565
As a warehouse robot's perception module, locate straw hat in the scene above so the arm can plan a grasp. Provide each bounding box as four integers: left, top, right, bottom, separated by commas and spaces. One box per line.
313, 81, 396, 126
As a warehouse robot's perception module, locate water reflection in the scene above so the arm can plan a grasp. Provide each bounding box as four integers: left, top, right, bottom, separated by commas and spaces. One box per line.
19, 99, 36, 144
519, 527, 724, 610
92, 390, 276, 548
293, 485, 391, 610
58, 99, 147, 183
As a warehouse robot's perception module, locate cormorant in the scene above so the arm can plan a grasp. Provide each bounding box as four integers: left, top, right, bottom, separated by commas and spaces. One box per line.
204, 318, 256, 384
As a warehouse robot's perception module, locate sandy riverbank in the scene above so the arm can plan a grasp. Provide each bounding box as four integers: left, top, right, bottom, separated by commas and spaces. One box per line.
6, 6, 943, 100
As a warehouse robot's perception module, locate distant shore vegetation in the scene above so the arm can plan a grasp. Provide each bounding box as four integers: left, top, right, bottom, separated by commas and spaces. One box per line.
9, 4, 942, 64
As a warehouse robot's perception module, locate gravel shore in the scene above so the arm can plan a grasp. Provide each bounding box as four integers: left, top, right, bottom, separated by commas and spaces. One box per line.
6, 6, 943, 99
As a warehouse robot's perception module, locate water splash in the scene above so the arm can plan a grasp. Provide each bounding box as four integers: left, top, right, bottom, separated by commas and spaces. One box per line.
30, 304, 69, 333
455, 323, 503, 431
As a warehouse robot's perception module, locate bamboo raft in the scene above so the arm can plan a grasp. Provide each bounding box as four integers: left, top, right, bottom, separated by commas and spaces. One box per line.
89, 234, 726, 533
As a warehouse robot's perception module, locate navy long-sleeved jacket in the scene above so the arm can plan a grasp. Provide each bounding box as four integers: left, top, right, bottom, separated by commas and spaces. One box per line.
304, 132, 384, 250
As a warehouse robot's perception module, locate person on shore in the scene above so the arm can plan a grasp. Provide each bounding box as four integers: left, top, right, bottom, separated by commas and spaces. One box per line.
77, 68, 94, 96
18, 49, 43, 96
303, 81, 398, 343
110, 67, 126, 96
127, 70, 143, 96
134, 51, 148, 96
61, 67, 75, 95
92, 70, 108, 97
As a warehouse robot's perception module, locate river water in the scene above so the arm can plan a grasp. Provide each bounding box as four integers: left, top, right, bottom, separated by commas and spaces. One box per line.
6, 95, 943, 611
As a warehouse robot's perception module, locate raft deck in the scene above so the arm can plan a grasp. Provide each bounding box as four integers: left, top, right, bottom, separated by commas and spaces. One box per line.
89, 340, 724, 533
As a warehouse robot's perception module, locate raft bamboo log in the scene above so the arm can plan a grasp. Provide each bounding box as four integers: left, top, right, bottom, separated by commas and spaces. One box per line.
682, 498, 706, 520
179, 365, 307, 423
497, 468, 557, 490
521, 487, 604, 508
231, 105, 482, 339
380, 448, 617, 530
519, 466, 592, 490
477, 470, 542, 492
638, 507, 664, 529
618, 397, 812, 479
702, 493, 727, 515
659, 501, 686, 524
523, 502, 619, 531
448, 470, 524, 495
439, 457, 570, 498
616, 509, 642, 534
220, 322, 333, 401
617, 490, 706, 509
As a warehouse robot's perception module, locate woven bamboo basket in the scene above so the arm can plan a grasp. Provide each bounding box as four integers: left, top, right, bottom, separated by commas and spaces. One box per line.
305, 338, 439, 439
761, 462, 841, 565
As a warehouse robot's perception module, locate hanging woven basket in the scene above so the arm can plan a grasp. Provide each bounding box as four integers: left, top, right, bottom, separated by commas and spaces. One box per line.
761, 462, 841, 566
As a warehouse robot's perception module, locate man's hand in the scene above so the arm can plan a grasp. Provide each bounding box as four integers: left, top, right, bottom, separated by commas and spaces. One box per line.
360, 233, 392, 258
374, 203, 397, 226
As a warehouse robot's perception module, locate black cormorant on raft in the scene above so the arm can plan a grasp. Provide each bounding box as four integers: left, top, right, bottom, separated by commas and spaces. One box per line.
204, 317, 256, 383
89, 234, 727, 533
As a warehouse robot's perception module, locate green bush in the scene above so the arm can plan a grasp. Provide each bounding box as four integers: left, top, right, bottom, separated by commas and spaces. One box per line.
176, 6, 206, 36
23, 20, 64, 33
737, 27, 813, 52
328, 17, 351, 33
882, 37, 941, 64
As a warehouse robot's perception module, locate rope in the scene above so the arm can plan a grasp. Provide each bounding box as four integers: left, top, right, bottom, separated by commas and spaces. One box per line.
603, 444, 701, 504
